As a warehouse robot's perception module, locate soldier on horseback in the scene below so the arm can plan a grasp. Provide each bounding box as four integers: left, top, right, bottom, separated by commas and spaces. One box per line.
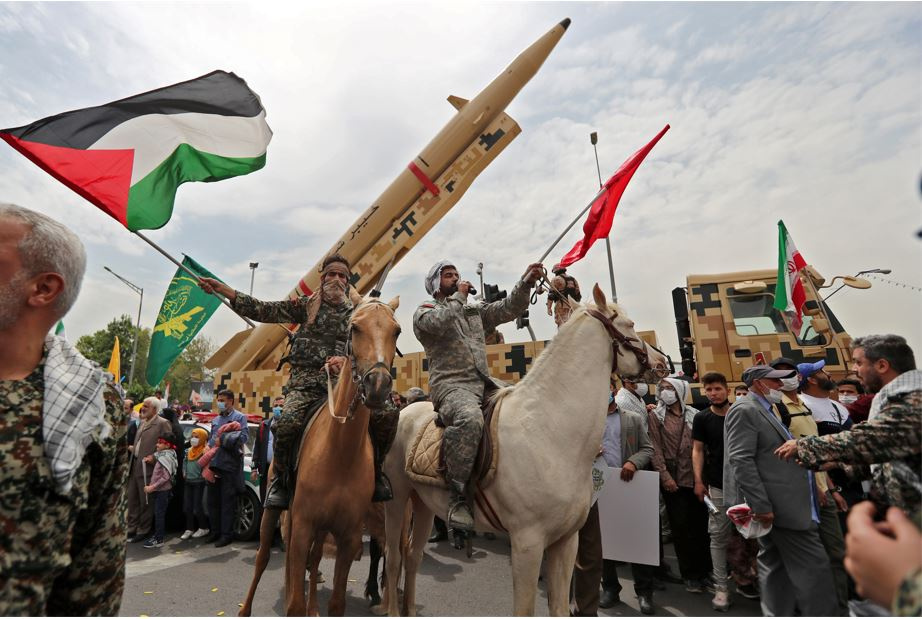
546, 263, 581, 327
199, 254, 397, 508
412, 260, 543, 530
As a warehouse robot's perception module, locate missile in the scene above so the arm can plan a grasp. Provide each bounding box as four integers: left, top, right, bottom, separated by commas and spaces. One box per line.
211, 18, 570, 373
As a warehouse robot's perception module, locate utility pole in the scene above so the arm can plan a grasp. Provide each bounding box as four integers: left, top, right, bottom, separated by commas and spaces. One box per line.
104, 266, 143, 386
591, 131, 618, 302
249, 262, 259, 296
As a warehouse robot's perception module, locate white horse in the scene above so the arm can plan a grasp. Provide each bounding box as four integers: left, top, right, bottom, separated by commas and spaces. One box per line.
383, 284, 669, 616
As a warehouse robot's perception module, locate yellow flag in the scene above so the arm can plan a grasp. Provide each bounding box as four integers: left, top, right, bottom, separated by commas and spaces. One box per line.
108, 336, 120, 379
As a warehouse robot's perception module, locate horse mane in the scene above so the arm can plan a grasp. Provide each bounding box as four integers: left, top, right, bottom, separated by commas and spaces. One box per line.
487, 300, 626, 409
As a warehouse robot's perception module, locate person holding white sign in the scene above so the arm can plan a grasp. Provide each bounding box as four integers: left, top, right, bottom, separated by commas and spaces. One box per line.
572, 383, 656, 615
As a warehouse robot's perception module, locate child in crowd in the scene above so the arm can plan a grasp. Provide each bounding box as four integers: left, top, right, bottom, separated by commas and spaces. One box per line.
181, 427, 211, 540
143, 435, 178, 548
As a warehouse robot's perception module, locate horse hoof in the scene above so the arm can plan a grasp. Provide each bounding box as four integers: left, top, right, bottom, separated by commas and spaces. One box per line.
369, 603, 387, 616
367, 592, 382, 607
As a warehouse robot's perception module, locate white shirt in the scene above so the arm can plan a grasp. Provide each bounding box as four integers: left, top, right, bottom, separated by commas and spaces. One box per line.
601, 411, 623, 468
800, 393, 850, 425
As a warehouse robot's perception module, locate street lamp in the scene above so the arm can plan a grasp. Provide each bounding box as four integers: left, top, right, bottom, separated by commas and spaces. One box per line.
249, 262, 259, 296
104, 266, 143, 386
823, 268, 891, 301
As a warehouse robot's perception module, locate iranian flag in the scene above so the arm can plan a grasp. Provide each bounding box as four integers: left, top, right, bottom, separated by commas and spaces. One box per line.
773, 220, 808, 330
1, 71, 272, 231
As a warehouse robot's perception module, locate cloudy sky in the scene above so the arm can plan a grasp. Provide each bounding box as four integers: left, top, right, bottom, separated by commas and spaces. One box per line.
2, 2, 920, 369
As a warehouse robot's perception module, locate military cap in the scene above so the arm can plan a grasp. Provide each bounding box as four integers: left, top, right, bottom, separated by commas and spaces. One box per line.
742, 364, 797, 387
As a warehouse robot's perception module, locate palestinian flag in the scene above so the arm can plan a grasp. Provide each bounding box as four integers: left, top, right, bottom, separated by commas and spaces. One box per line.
773, 220, 808, 331
1, 71, 272, 231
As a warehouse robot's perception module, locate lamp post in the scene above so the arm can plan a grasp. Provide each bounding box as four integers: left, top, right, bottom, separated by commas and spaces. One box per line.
823, 268, 892, 301
249, 262, 259, 296
104, 266, 143, 386
590, 131, 618, 302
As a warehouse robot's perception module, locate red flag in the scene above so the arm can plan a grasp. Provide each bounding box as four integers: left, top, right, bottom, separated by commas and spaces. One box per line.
557, 124, 670, 269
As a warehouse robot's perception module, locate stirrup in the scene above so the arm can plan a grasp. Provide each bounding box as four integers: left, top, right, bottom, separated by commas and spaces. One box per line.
447, 500, 474, 531
264, 475, 289, 510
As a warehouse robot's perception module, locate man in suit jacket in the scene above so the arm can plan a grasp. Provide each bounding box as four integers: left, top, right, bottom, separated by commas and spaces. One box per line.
573, 383, 657, 616
126, 396, 172, 543
723, 365, 838, 616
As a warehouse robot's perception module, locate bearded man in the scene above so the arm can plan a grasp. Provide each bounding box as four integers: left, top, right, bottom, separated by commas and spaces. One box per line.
199, 253, 397, 507
413, 260, 542, 529
545, 263, 581, 328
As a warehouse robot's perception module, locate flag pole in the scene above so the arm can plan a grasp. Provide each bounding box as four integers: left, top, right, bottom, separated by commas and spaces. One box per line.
591, 132, 618, 302
538, 185, 606, 263
133, 232, 256, 328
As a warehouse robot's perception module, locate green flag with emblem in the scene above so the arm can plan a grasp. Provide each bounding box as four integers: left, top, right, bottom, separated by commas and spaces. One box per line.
146, 256, 223, 386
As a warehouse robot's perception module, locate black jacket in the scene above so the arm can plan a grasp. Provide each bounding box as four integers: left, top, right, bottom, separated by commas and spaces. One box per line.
252, 417, 275, 476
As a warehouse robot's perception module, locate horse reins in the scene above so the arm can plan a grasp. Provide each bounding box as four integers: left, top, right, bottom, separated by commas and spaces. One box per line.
325, 300, 393, 424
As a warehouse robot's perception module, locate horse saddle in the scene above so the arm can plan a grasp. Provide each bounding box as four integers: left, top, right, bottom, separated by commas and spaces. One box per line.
405, 390, 502, 489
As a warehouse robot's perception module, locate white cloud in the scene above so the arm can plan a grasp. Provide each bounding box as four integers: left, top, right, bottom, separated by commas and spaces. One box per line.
1, 1, 919, 377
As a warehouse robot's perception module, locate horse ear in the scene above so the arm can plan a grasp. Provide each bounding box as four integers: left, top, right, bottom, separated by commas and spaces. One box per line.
387, 295, 400, 311
592, 283, 607, 309
349, 287, 363, 306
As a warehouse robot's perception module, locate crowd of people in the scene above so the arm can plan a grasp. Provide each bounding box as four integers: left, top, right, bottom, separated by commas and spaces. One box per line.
1, 203, 919, 617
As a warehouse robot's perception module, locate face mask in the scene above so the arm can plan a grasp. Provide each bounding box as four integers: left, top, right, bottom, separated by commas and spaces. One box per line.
217, 401, 226, 412
190, 437, 200, 447
272, 406, 283, 417
839, 394, 858, 405
608, 392, 615, 404
659, 390, 678, 405
633, 383, 649, 397
780, 377, 801, 392
765, 388, 783, 404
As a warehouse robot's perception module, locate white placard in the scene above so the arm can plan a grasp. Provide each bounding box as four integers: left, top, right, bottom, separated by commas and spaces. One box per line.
597, 468, 660, 565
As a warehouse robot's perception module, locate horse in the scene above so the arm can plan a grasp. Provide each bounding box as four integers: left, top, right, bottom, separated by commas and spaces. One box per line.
238, 294, 400, 616
382, 284, 669, 616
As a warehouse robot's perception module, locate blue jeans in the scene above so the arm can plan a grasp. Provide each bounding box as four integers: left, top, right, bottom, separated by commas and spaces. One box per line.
152, 490, 170, 541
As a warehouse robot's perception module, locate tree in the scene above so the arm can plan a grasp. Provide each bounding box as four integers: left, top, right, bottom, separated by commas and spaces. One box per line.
160, 336, 217, 404
75, 315, 150, 387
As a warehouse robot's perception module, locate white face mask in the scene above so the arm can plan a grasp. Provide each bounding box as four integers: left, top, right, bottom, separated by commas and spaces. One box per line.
765, 388, 783, 404
190, 437, 200, 447
839, 394, 858, 405
780, 377, 801, 392
634, 383, 649, 397
659, 390, 678, 405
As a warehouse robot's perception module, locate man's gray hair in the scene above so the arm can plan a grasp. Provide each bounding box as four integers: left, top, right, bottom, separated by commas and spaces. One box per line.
852, 334, 916, 374
143, 396, 162, 414
0, 203, 86, 318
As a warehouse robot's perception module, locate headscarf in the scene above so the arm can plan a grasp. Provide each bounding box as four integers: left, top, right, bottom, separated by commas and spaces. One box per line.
425, 260, 455, 297
652, 376, 698, 429
187, 427, 208, 461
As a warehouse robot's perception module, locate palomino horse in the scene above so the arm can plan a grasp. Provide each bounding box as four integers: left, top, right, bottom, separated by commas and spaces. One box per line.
270, 295, 400, 616
383, 285, 669, 616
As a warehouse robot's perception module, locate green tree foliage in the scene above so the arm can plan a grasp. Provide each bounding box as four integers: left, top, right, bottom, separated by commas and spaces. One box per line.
75, 315, 216, 404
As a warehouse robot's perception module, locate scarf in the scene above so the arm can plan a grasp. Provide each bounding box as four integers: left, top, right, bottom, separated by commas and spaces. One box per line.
42, 334, 113, 495
186, 427, 208, 461
869, 369, 922, 421
153, 448, 178, 478
652, 376, 698, 429
424, 260, 454, 297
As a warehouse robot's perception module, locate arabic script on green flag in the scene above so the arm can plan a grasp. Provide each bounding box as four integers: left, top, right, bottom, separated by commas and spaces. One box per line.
146, 256, 223, 386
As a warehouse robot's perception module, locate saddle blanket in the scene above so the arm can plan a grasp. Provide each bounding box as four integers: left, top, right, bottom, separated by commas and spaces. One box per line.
405, 405, 502, 489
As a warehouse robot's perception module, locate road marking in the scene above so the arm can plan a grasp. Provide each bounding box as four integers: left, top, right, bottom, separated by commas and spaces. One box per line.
126, 547, 240, 578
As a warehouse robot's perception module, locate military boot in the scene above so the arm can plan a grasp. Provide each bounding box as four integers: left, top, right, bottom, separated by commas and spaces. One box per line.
264, 470, 290, 510
371, 440, 393, 502
447, 479, 474, 531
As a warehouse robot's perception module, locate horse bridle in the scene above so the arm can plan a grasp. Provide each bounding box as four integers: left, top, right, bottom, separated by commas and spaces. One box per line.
326, 301, 394, 424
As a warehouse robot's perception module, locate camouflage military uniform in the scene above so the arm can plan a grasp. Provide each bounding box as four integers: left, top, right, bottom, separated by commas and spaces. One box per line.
895, 568, 922, 617
412, 279, 531, 490
794, 389, 921, 517
546, 272, 580, 328
232, 291, 399, 501
0, 354, 128, 616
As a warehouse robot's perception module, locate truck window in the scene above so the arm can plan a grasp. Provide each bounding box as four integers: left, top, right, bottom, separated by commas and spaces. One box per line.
726, 290, 788, 336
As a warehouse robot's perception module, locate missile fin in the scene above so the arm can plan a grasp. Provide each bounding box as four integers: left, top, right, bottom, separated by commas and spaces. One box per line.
447, 95, 469, 110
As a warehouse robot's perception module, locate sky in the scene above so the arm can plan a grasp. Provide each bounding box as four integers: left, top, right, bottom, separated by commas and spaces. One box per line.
1, 1, 920, 372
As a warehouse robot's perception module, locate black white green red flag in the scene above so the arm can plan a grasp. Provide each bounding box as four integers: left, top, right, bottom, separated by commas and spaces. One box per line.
773, 220, 808, 330
1, 71, 272, 231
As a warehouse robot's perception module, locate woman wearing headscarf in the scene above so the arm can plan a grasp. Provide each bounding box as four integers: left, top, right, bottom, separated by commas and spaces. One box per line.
181, 427, 211, 540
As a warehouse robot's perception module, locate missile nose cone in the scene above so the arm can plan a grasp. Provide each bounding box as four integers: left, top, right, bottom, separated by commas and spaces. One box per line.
559, 18, 571, 30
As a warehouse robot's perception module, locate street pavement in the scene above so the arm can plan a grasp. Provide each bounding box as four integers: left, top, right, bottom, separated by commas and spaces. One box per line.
121, 533, 763, 617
